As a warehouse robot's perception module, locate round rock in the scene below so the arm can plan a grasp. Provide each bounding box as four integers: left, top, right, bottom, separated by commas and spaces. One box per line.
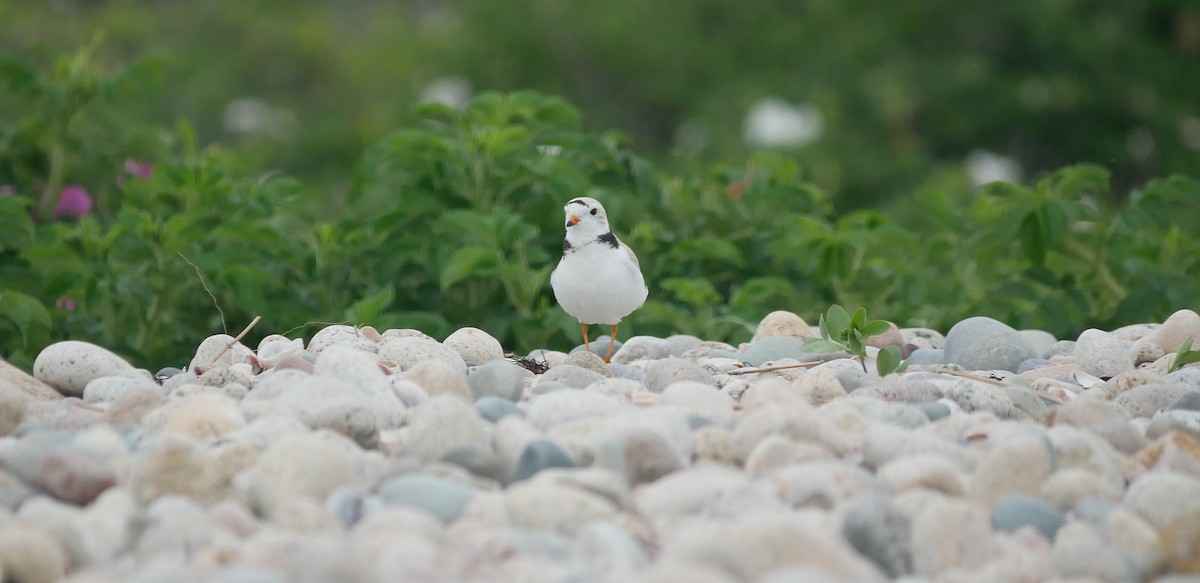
377, 473, 474, 523
467, 360, 528, 402
943, 316, 1036, 372
444, 327, 504, 366
752, 310, 812, 341
32, 341, 139, 397
1072, 329, 1133, 379
991, 493, 1066, 540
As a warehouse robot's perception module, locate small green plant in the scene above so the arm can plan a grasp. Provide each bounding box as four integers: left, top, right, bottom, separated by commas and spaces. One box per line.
803, 304, 907, 376
1169, 337, 1200, 373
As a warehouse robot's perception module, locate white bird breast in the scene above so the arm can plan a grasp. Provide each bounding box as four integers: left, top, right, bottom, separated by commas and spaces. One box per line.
551, 242, 648, 326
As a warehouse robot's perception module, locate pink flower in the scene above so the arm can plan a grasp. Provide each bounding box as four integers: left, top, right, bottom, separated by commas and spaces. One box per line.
0, 185, 13, 196
55, 297, 76, 311
124, 158, 154, 179
54, 185, 93, 219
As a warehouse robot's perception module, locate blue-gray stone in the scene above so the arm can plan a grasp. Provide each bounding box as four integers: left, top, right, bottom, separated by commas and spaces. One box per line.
1017, 358, 1054, 374
467, 360, 527, 402
991, 494, 1065, 540
377, 473, 474, 523
573, 335, 621, 359
539, 365, 604, 390
665, 334, 704, 357
153, 367, 183, 383
1071, 496, 1118, 524
1169, 390, 1200, 412
475, 396, 525, 422
836, 368, 875, 392
742, 336, 810, 367
708, 349, 742, 360
442, 445, 507, 483
906, 348, 944, 366
841, 495, 914, 578
608, 363, 647, 382
913, 402, 951, 422
513, 439, 575, 482
944, 316, 1036, 372
324, 485, 367, 528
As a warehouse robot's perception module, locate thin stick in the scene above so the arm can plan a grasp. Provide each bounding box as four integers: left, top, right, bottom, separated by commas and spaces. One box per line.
179, 252, 227, 334
726, 361, 823, 376
208, 315, 262, 366
935, 369, 1007, 386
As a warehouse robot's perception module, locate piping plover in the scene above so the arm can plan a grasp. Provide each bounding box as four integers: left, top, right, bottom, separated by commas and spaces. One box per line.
550, 197, 648, 362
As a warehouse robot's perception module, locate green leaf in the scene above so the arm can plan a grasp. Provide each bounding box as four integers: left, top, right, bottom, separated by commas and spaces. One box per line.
846, 334, 865, 357
877, 345, 901, 376
440, 246, 500, 290
825, 304, 851, 335
1018, 212, 1045, 265
1171, 337, 1200, 372
850, 307, 867, 330
0, 289, 52, 346
861, 319, 891, 337
343, 288, 395, 324
802, 339, 846, 354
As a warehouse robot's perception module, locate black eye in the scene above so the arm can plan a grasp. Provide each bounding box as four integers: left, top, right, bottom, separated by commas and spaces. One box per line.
590, 208, 598, 215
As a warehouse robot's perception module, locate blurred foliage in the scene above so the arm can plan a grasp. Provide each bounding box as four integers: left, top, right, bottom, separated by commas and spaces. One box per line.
2, 0, 1198, 210
2, 13, 1200, 369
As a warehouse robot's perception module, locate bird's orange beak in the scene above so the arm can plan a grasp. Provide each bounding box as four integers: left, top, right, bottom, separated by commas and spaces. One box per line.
566, 214, 581, 227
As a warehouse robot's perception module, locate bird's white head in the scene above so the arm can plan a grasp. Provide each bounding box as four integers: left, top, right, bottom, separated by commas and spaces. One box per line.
562, 196, 611, 241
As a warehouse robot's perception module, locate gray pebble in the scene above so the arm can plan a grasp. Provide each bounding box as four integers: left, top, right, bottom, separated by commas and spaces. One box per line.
835, 368, 875, 392
1169, 390, 1200, 411
33, 341, 140, 397
442, 444, 507, 483
913, 402, 951, 422
841, 494, 914, 578
853, 379, 944, 403
991, 493, 1065, 540
611, 336, 670, 363
1114, 383, 1194, 418
1044, 340, 1076, 360
943, 316, 1036, 372
467, 360, 528, 402
944, 380, 1014, 418
608, 363, 647, 382
644, 358, 715, 393
377, 473, 474, 523
1017, 358, 1054, 374
665, 334, 703, 357
81, 375, 163, 404
324, 485, 367, 528
1071, 496, 1118, 524
513, 439, 576, 482
1073, 329, 1133, 379
906, 348, 944, 366
573, 335, 622, 359
475, 396, 525, 422
742, 336, 810, 367
540, 365, 605, 390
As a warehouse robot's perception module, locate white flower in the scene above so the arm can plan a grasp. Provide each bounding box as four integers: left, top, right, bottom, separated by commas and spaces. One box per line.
223, 98, 297, 141
673, 118, 710, 153
742, 98, 824, 148
419, 76, 471, 109
1179, 117, 1200, 151
964, 150, 1023, 186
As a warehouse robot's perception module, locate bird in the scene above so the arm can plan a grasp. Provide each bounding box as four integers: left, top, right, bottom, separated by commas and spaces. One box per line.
550, 196, 648, 362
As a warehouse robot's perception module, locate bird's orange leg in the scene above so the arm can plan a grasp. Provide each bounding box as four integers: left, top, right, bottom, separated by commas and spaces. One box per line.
604, 324, 618, 362
581, 322, 590, 353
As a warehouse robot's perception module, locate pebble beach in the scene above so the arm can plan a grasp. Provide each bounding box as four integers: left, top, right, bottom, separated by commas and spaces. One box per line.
3, 309, 1200, 582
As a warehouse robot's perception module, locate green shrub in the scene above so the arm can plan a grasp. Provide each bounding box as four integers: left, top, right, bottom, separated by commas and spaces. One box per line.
3, 48, 1200, 370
